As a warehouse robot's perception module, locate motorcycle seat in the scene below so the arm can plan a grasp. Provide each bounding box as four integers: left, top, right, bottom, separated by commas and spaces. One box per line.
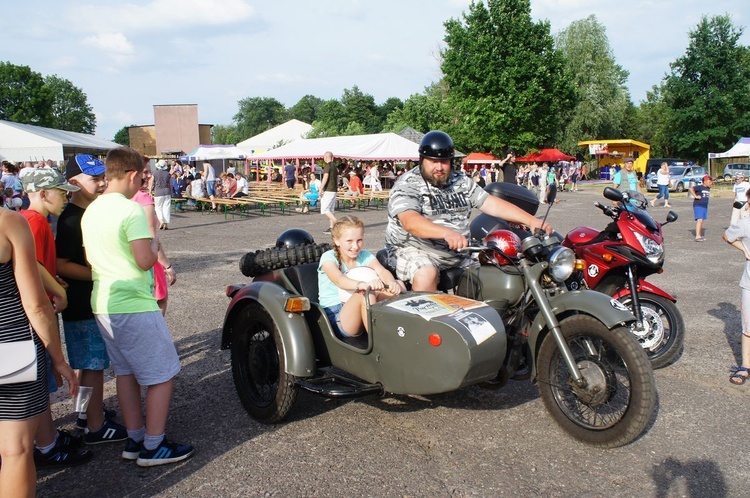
376, 249, 464, 292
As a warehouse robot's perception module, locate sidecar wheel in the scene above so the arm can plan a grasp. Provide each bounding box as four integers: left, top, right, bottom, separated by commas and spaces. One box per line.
231, 302, 297, 423
537, 315, 656, 448
617, 293, 684, 369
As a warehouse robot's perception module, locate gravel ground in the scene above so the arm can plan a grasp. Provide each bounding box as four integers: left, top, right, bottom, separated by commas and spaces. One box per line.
39, 183, 747, 497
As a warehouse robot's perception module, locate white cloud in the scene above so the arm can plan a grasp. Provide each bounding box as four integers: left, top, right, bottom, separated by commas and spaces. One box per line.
83, 33, 134, 55
70, 0, 254, 33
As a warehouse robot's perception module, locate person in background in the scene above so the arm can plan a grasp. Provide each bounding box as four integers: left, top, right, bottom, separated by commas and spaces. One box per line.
233, 172, 248, 198
0, 209, 79, 497
202, 161, 217, 211
722, 188, 750, 385
284, 162, 297, 189
295, 172, 321, 213
2, 162, 23, 211
133, 157, 176, 313
613, 157, 639, 192
651, 162, 672, 208
320, 151, 339, 234
171, 172, 186, 212
151, 160, 172, 231
499, 151, 516, 184
689, 175, 712, 242
730, 173, 750, 225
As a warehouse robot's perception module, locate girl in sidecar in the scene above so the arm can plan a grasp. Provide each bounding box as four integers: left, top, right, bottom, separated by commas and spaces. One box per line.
318, 215, 406, 337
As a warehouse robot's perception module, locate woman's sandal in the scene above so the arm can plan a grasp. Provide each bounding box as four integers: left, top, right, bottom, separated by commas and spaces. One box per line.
729, 366, 749, 385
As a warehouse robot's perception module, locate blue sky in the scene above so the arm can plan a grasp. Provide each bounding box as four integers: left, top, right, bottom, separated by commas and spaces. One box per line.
2, 0, 748, 140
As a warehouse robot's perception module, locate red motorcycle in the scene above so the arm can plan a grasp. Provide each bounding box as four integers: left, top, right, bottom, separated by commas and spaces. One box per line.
562, 187, 683, 368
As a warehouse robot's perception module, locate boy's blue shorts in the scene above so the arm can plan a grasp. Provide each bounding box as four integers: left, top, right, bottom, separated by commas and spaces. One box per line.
63, 318, 110, 371
694, 205, 708, 220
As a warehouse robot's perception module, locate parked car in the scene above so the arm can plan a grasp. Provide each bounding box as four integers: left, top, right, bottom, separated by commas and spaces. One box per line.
647, 165, 707, 192
644, 158, 690, 180
722, 163, 750, 181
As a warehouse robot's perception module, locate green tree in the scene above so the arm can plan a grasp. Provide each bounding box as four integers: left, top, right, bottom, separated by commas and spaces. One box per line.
340, 86, 379, 133
662, 14, 750, 160
288, 94, 323, 124
383, 83, 451, 134
233, 96, 287, 139
441, 0, 574, 153
376, 97, 404, 130
308, 99, 346, 137
44, 75, 96, 134
113, 125, 131, 146
555, 15, 630, 154
212, 124, 241, 145
0, 61, 53, 126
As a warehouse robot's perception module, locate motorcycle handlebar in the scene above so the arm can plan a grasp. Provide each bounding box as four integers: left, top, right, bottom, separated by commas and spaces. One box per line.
594, 202, 618, 218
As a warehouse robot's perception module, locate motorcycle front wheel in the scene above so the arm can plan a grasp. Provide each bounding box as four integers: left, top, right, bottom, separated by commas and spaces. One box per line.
231, 302, 298, 423
618, 292, 684, 369
537, 315, 656, 448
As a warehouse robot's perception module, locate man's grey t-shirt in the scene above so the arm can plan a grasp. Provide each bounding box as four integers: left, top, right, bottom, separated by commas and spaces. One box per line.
386, 167, 488, 257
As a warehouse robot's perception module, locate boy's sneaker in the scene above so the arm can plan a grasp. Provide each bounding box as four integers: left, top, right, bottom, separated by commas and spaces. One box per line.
76, 408, 117, 430
121, 438, 143, 461
34, 442, 93, 468
136, 438, 194, 467
56, 429, 83, 449
83, 419, 128, 445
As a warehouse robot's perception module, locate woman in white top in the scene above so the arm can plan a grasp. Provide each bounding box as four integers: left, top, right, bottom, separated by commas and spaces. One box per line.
191, 172, 206, 199
651, 162, 671, 208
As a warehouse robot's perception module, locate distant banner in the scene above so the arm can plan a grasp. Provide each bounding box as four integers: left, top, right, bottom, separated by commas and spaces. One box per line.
588, 144, 608, 155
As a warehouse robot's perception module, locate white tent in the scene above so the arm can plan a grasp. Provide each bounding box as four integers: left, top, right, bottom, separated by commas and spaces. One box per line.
182, 144, 248, 161
708, 137, 750, 175
251, 132, 420, 161
237, 119, 312, 156
0, 119, 119, 163
708, 137, 750, 159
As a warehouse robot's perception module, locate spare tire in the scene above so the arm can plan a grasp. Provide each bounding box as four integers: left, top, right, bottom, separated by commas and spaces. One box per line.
239, 243, 331, 277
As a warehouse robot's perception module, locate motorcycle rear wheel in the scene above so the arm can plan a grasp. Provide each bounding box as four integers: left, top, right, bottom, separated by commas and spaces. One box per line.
231, 302, 298, 423
537, 315, 656, 448
617, 293, 684, 369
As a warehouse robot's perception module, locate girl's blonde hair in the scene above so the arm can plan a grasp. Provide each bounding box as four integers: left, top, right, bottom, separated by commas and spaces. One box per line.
331, 215, 365, 269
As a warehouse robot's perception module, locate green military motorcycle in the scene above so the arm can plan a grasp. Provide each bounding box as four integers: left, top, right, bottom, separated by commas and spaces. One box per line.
222, 191, 656, 448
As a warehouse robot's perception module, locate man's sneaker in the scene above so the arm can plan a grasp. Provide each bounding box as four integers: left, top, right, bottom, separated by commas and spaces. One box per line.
136, 438, 194, 467
83, 419, 128, 445
76, 408, 117, 430
56, 429, 83, 449
34, 442, 93, 468
121, 438, 143, 461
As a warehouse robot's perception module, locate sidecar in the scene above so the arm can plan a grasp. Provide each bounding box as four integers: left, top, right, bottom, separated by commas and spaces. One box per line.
221, 261, 507, 423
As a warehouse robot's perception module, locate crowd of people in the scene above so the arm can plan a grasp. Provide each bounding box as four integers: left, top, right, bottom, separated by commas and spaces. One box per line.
3, 134, 749, 495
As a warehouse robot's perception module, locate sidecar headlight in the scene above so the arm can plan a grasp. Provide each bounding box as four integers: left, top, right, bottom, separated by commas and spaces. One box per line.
634, 232, 664, 264
548, 247, 575, 282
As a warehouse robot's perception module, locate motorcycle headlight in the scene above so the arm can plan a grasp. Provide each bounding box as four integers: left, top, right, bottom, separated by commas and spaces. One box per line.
634, 232, 664, 264
548, 247, 575, 282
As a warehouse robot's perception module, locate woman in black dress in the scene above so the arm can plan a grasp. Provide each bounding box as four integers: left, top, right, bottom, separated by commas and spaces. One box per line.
0, 209, 77, 497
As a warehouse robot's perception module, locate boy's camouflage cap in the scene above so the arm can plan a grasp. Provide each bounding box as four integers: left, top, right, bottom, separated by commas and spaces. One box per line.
22, 169, 80, 193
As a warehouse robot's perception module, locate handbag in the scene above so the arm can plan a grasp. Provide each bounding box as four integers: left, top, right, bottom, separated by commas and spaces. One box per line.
0, 337, 38, 384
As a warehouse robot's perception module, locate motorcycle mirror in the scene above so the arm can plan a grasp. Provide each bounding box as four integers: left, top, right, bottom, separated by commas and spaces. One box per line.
602, 187, 623, 202
664, 211, 678, 224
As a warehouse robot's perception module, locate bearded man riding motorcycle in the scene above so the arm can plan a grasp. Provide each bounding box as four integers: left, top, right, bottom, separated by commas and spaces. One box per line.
385, 131, 551, 291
